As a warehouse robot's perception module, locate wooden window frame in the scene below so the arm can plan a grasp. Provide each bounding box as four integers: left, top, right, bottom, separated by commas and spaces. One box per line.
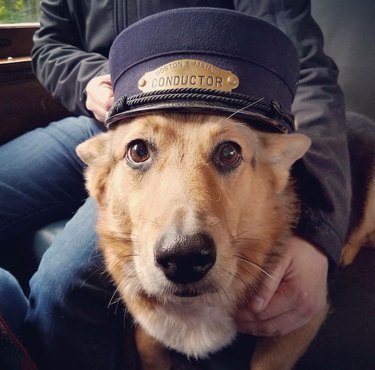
0, 24, 68, 144
0, 23, 39, 59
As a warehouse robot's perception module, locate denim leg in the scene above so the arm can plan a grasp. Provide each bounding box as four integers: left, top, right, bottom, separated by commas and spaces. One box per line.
25, 198, 127, 370
0, 268, 28, 340
0, 116, 103, 242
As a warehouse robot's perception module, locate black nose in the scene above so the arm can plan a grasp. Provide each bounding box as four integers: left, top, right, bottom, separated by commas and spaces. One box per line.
155, 233, 216, 284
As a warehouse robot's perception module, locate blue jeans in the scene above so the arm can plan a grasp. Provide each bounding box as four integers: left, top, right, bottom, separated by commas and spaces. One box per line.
25, 198, 128, 370
0, 116, 100, 239
0, 117, 126, 369
0, 268, 28, 340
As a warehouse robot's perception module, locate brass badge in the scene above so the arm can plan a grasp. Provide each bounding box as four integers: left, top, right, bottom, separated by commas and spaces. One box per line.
138, 59, 239, 93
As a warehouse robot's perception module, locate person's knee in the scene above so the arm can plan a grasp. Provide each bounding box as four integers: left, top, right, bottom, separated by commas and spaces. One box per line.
28, 199, 110, 315
0, 268, 28, 337
0, 268, 20, 292
0, 268, 27, 305
47, 115, 104, 139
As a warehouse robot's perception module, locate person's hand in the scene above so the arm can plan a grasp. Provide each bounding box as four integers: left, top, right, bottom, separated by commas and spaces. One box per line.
235, 235, 328, 337
85, 74, 114, 123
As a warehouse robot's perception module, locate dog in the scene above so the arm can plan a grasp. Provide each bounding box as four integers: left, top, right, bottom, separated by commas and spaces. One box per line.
74, 111, 375, 370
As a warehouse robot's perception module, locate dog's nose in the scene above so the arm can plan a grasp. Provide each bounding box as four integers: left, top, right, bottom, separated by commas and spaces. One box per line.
155, 233, 216, 284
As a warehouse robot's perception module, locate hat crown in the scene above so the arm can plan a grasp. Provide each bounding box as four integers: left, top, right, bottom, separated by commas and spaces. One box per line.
108, 7, 299, 132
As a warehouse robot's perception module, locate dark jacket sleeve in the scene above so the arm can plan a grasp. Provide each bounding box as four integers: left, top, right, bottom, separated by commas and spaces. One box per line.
236, 0, 351, 266
32, 0, 110, 116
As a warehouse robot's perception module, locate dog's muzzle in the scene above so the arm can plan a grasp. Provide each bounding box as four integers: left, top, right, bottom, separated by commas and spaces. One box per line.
154, 232, 216, 286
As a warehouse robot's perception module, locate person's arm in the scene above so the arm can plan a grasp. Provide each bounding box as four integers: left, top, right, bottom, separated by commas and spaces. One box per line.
281, 2, 350, 267
32, 0, 110, 117
236, 0, 351, 267
234, 0, 350, 336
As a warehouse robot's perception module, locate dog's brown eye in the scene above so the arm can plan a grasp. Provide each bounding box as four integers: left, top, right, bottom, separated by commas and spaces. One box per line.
218, 142, 241, 165
213, 141, 242, 172
127, 140, 150, 163
219, 143, 240, 164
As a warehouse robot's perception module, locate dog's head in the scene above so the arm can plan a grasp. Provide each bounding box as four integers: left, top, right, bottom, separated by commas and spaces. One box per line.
77, 113, 310, 311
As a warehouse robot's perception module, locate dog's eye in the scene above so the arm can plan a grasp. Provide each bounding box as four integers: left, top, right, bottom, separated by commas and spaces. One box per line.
218, 142, 241, 165
127, 140, 150, 163
213, 141, 242, 172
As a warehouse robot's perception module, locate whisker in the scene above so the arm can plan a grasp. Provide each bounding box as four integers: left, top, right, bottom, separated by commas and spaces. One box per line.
108, 281, 123, 309
136, 215, 162, 227
233, 238, 275, 249
207, 219, 221, 228
235, 255, 273, 280
224, 268, 248, 291
212, 277, 231, 304
104, 231, 140, 242
223, 267, 263, 299
216, 98, 265, 126
80, 264, 107, 289
232, 221, 281, 239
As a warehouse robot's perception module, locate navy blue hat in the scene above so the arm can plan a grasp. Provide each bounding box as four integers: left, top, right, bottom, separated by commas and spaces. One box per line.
106, 8, 299, 133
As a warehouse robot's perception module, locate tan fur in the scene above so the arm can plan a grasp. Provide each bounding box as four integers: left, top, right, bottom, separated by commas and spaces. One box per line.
135, 325, 172, 370
341, 175, 375, 266
250, 306, 328, 370
76, 113, 329, 369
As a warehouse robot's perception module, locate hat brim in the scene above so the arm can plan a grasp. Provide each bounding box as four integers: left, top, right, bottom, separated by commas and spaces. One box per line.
105, 100, 294, 133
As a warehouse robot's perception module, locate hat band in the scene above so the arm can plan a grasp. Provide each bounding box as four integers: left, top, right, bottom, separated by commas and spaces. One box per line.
106, 88, 295, 133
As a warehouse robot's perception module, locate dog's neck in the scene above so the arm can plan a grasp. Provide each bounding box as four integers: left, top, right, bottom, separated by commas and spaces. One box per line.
129, 293, 237, 358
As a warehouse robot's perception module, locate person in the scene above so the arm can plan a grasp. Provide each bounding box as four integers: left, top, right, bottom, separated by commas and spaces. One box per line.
0, 1, 350, 369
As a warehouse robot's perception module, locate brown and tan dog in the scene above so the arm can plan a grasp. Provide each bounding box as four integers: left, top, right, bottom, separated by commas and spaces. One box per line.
77, 113, 374, 370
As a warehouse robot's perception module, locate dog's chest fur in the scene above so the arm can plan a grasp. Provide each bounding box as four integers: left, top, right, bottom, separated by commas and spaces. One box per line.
136, 298, 236, 358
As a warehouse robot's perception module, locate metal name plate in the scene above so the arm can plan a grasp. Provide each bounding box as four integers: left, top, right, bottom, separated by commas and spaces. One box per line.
138, 59, 239, 93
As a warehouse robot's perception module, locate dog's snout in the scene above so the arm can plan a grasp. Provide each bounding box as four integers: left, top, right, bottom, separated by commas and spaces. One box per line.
155, 233, 216, 284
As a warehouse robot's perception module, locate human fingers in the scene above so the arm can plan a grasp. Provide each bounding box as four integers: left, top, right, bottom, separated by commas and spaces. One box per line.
235, 280, 294, 324
90, 104, 112, 123
236, 276, 326, 334
235, 236, 328, 336
252, 236, 328, 320
234, 249, 290, 326
256, 276, 327, 322
236, 306, 315, 337
86, 74, 114, 122
243, 250, 291, 315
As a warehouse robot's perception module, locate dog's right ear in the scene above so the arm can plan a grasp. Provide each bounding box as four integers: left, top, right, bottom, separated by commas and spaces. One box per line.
76, 133, 111, 167
76, 133, 112, 205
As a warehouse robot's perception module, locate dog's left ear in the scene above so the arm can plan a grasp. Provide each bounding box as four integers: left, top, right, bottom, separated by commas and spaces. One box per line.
259, 133, 311, 192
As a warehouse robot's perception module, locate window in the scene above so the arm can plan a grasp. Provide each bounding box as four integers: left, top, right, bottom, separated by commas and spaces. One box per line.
0, 0, 40, 24
0, 0, 54, 144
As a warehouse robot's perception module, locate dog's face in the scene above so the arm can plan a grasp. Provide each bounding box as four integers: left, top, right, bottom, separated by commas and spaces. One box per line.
77, 113, 310, 314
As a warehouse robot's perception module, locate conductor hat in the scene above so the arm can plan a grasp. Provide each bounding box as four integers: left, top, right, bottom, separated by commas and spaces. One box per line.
106, 7, 299, 133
